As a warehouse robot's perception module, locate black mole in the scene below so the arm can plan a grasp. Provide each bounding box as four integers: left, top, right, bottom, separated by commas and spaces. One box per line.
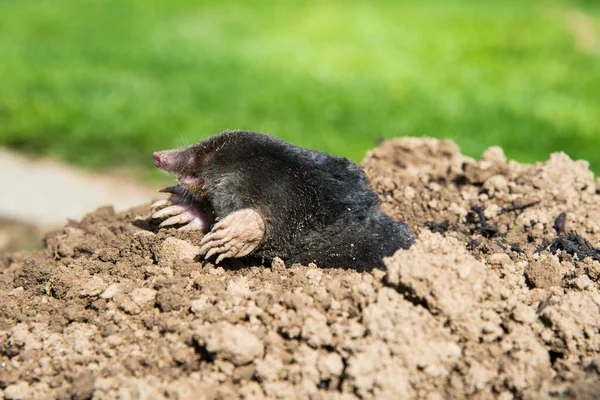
151, 130, 414, 270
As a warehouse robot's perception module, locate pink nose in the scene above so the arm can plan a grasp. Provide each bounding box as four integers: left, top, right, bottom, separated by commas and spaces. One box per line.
153, 152, 162, 166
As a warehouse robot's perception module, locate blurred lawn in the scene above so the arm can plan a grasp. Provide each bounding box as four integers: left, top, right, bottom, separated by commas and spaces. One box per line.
0, 0, 599, 178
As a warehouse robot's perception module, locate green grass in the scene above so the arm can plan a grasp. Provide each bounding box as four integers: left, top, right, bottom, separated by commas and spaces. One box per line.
0, 0, 599, 178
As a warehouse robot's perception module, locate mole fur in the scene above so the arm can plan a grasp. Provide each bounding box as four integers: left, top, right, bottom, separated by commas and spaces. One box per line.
155, 130, 415, 270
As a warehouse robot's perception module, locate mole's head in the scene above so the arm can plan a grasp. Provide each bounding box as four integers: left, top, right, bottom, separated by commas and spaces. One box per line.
153, 141, 214, 196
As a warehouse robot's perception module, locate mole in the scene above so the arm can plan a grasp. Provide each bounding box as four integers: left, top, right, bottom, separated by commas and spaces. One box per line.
151, 130, 414, 270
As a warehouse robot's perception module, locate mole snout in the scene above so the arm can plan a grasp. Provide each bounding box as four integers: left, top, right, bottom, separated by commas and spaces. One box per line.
153, 150, 181, 173
153, 152, 163, 167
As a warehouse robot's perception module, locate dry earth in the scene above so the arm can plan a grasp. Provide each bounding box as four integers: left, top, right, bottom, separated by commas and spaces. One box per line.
1, 138, 599, 399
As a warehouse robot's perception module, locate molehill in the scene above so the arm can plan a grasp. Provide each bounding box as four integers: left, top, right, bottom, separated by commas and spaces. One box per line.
1, 137, 599, 400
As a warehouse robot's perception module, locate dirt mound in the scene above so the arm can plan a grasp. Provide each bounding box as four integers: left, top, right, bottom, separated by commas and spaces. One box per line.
1, 138, 599, 400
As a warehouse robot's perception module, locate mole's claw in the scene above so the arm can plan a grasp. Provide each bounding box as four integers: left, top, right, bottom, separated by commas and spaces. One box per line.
197, 208, 265, 262
198, 238, 216, 256
205, 247, 220, 261
152, 205, 187, 220
151, 199, 170, 209
215, 253, 228, 265
159, 211, 195, 227
178, 219, 205, 231
159, 185, 185, 195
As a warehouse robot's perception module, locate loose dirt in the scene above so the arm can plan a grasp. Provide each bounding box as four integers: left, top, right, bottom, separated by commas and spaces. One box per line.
1, 138, 599, 399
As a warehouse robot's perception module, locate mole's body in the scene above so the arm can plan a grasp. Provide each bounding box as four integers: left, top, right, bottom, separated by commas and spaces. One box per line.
152, 130, 414, 270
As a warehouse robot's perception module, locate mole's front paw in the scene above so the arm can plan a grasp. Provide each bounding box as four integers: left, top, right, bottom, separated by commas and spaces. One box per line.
151, 186, 211, 232
198, 208, 265, 264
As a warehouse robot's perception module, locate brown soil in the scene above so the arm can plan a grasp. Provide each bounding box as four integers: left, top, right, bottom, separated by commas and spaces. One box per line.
1, 138, 599, 400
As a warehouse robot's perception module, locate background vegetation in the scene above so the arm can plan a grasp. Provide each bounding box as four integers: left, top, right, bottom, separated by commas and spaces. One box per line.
0, 0, 599, 178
